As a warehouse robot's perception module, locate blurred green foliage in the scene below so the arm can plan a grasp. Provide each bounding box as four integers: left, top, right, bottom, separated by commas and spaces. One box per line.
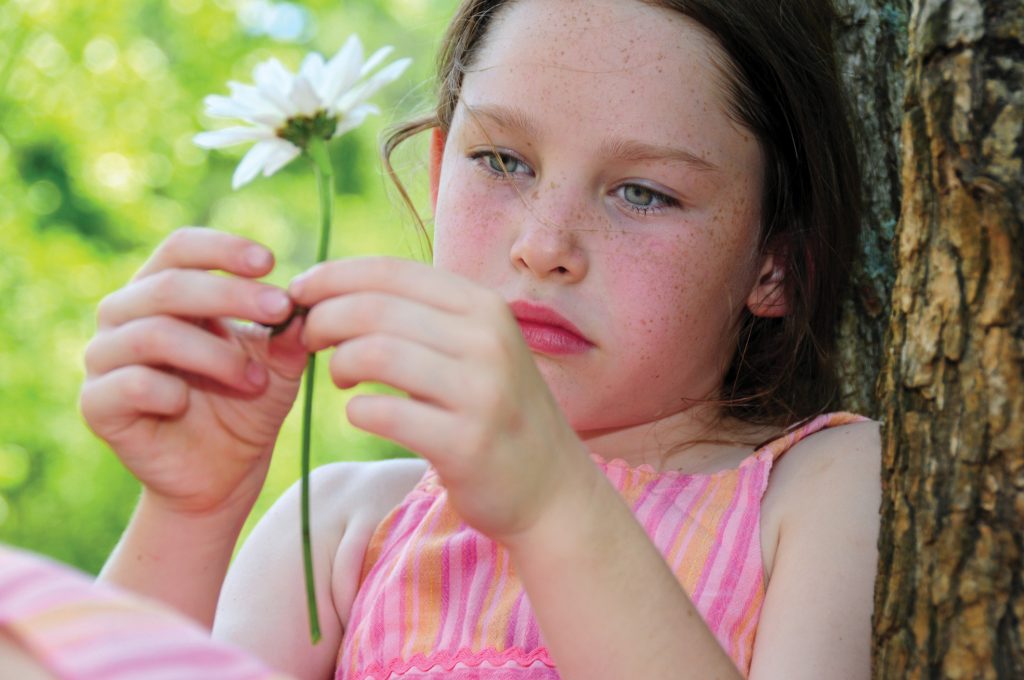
0, 0, 458, 574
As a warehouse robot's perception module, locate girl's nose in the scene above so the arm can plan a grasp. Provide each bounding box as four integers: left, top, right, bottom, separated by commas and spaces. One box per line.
509, 200, 589, 283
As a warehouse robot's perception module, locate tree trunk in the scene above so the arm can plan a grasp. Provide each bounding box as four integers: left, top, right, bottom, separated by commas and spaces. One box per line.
872, 0, 1024, 677
835, 0, 907, 418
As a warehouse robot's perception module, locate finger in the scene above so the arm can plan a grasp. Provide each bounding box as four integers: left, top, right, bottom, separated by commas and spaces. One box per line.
289, 256, 496, 315
303, 291, 475, 357
84, 317, 268, 393
134, 227, 276, 281
97, 269, 292, 329
327, 334, 462, 408
80, 366, 190, 434
234, 315, 309, 379
346, 393, 460, 465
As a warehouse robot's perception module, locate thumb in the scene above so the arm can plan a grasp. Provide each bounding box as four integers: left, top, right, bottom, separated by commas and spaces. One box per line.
265, 315, 309, 379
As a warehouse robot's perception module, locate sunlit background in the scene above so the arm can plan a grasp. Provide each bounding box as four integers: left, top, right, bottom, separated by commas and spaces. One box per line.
0, 0, 459, 573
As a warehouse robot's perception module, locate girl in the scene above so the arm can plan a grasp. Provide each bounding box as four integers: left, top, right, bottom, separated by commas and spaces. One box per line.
81, 0, 881, 678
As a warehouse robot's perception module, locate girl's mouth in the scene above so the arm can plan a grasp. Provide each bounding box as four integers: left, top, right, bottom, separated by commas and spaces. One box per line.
509, 300, 594, 356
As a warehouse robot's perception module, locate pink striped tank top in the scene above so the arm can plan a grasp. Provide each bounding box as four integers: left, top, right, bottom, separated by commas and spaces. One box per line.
337, 412, 865, 679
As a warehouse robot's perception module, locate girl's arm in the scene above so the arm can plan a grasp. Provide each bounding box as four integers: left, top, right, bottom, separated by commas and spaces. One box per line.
506, 420, 880, 680
746, 421, 880, 679
212, 458, 427, 680
99, 492, 251, 628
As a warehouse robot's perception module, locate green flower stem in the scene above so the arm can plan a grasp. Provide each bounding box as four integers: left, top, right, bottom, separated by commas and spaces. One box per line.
300, 136, 334, 644
308, 138, 334, 263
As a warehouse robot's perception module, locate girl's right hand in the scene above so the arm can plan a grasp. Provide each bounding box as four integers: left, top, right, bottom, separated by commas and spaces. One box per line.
80, 228, 308, 519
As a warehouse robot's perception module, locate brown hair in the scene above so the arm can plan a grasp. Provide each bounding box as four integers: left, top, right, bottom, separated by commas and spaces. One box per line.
382, 0, 862, 430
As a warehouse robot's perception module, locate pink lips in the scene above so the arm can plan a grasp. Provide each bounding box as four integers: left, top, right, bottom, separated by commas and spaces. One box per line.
509, 300, 593, 356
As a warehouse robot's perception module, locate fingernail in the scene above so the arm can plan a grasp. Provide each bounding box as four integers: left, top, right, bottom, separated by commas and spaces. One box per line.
258, 289, 290, 316
245, 360, 267, 387
246, 245, 271, 269
289, 273, 307, 297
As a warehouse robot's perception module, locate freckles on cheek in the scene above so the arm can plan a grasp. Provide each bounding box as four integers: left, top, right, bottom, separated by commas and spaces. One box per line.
434, 191, 502, 276
604, 233, 695, 331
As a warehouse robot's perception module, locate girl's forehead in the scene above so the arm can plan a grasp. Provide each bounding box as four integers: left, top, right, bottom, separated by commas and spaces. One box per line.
475, 0, 729, 75
459, 0, 753, 172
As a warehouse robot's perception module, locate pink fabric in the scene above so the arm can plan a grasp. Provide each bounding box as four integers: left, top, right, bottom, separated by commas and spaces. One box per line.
0, 545, 291, 680
337, 412, 867, 679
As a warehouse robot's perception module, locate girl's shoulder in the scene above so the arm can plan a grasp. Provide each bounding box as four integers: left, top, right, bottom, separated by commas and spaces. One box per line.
311, 457, 429, 626
759, 417, 881, 578
748, 419, 881, 675
299, 456, 429, 556
311, 456, 429, 521
215, 457, 428, 677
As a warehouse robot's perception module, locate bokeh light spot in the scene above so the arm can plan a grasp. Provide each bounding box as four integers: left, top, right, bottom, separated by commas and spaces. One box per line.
175, 133, 207, 166
8, 65, 40, 101
238, 1, 311, 43
27, 180, 62, 215
94, 152, 135, 191
26, 32, 70, 76
14, 0, 55, 18
84, 36, 119, 74
126, 38, 168, 79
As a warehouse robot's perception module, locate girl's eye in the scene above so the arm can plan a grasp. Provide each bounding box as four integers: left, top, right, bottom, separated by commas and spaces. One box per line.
617, 184, 678, 215
471, 150, 532, 178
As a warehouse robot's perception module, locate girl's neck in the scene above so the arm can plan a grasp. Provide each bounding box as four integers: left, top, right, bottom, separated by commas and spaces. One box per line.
577, 405, 781, 475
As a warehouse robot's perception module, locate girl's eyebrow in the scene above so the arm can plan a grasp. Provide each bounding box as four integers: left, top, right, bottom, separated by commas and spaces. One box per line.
464, 102, 718, 173
464, 102, 542, 139
599, 138, 719, 173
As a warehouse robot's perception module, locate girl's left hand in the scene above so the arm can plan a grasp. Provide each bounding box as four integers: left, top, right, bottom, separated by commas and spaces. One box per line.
289, 256, 593, 544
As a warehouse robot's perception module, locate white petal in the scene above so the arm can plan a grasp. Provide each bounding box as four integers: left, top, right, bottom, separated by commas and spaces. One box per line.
331, 103, 378, 138
253, 57, 294, 93
320, 35, 364, 105
359, 45, 393, 78
232, 139, 291, 189
289, 75, 322, 117
299, 52, 326, 90
333, 58, 411, 114
260, 140, 302, 177
193, 126, 273, 149
253, 58, 298, 117
203, 94, 265, 121
246, 111, 287, 127
228, 81, 285, 116
225, 83, 288, 125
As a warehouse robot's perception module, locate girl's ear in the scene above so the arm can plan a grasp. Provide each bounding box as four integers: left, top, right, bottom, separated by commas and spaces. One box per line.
746, 252, 789, 318
429, 127, 446, 210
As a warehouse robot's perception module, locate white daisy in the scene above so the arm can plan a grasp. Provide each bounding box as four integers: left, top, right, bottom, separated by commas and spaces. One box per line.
194, 34, 411, 189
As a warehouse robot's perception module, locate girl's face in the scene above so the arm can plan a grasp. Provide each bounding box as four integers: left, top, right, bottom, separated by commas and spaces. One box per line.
433, 0, 767, 440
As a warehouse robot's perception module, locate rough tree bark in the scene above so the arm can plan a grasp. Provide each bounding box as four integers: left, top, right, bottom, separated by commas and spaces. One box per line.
871, 0, 1024, 677
835, 0, 907, 418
